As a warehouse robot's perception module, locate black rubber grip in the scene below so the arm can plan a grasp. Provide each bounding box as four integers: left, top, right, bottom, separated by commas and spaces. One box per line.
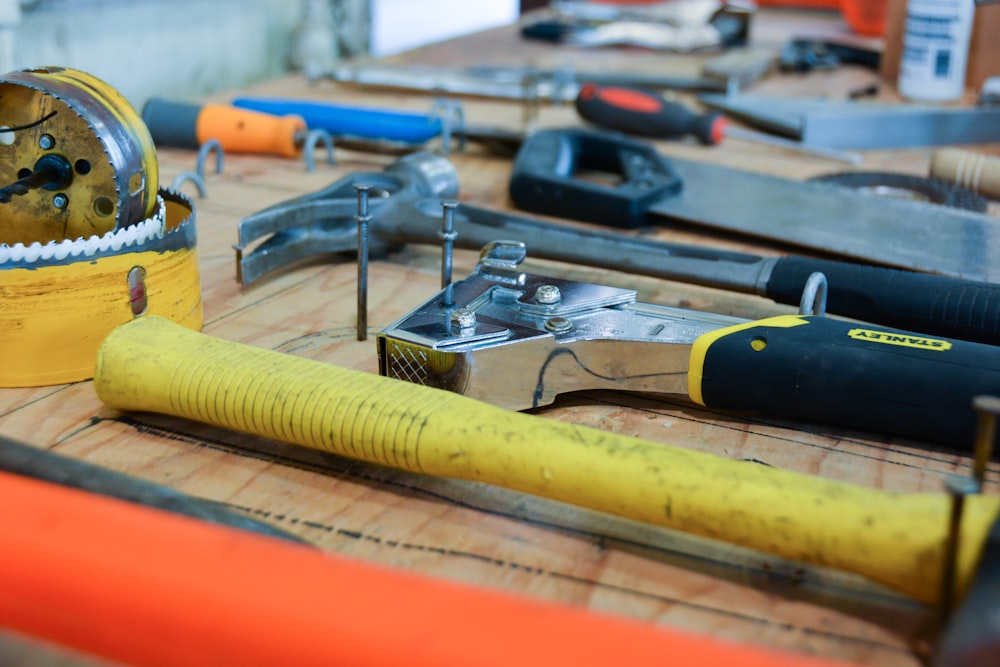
692, 315, 1000, 447
509, 128, 682, 229
766, 257, 1000, 347
141, 98, 201, 149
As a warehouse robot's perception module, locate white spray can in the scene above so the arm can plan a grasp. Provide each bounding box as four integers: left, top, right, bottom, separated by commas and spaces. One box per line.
898, 0, 975, 102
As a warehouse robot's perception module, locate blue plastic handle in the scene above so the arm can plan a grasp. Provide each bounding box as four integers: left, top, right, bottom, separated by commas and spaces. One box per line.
231, 97, 442, 145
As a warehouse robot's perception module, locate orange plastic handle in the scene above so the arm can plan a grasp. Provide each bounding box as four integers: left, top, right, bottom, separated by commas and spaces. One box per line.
195, 104, 305, 158
0, 469, 860, 667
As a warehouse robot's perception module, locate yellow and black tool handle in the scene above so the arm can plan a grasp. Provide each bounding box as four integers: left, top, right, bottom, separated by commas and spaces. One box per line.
94, 316, 1000, 606
689, 315, 999, 447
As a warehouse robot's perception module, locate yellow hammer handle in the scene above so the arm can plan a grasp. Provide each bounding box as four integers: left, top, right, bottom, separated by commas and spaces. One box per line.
95, 317, 999, 605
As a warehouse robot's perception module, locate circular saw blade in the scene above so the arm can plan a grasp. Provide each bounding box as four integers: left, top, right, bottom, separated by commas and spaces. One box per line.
0, 66, 158, 246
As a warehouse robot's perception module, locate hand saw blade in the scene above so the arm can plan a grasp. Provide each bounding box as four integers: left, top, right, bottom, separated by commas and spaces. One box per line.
648, 156, 1000, 282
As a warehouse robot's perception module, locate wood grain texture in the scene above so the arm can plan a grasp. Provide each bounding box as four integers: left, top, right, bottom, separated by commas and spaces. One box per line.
2, 8, 999, 667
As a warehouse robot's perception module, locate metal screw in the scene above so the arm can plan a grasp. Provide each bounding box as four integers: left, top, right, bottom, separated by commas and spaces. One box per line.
354, 183, 372, 342
450, 307, 476, 334
972, 395, 1000, 490
534, 284, 561, 305
38, 134, 55, 150
438, 200, 459, 288
51, 193, 68, 210
544, 317, 573, 333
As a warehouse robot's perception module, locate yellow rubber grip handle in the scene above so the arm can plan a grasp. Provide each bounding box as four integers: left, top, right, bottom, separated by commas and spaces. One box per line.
94, 317, 1000, 605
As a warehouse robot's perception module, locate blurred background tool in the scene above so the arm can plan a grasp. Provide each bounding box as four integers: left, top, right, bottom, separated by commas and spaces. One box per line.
574, 82, 862, 163
0, 66, 201, 387
778, 38, 880, 73
520, 0, 753, 51
508, 128, 1000, 281
325, 62, 730, 104
808, 171, 989, 212
142, 97, 307, 158
232, 96, 517, 154
931, 148, 1000, 202
698, 93, 1000, 149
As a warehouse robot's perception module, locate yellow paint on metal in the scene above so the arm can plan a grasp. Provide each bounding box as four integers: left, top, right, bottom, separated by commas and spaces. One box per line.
688, 314, 809, 405
95, 316, 1000, 606
0, 67, 158, 245
0, 248, 201, 387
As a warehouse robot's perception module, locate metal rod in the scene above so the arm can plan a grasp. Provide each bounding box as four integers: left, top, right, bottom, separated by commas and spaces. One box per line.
938, 475, 980, 625
972, 395, 1000, 490
438, 200, 459, 289
354, 183, 372, 341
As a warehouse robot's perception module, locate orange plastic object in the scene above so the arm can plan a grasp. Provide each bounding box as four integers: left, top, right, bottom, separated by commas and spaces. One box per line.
0, 470, 863, 667
195, 104, 305, 158
841, 0, 889, 36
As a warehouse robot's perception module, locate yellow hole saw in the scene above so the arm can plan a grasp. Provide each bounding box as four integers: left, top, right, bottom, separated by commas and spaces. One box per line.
0, 66, 202, 387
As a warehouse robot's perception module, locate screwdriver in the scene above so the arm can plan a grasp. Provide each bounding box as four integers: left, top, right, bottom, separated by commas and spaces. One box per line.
574, 82, 862, 164
141, 98, 307, 158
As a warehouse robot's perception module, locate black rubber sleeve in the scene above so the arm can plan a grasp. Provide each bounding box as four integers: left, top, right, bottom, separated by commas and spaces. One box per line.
765, 256, 1000, 347
141, 97, 202, 149
690, 315, 1000, 447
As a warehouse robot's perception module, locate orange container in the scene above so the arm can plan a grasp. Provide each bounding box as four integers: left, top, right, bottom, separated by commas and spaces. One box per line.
841, 0, 889, 36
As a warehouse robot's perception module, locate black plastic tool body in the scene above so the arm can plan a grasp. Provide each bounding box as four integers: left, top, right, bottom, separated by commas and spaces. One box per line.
764, 257, 1000, 346
508, 128, 681, 229
695, 316, 1000, 446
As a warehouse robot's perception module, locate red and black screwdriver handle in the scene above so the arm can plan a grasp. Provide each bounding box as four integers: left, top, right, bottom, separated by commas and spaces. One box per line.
574, 82, 728, 144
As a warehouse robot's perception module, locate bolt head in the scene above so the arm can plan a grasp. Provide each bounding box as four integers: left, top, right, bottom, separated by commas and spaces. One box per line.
38, 134, 55, 150
534, 284, 561, 305
544, 317, 573, 333
52, 193, 68, 209
450, 307, 476, 333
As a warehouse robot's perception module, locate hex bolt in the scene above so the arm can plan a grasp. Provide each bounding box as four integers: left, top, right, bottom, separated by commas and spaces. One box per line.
51, 193, 68, 210
38, 134, 55, 150
354, 183, 372, 342
972, 395, 1000, 490
438, 200, 459, 290
450, 307, 476, 335
534, 284, 561, 305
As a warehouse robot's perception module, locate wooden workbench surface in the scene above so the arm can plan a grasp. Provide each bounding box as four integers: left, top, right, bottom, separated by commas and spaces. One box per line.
2, 8, 998, 666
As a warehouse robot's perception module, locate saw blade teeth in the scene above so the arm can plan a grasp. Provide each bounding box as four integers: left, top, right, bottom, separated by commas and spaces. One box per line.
52, 238, 74, 261
0, 194, 169, 266
24, 242, 43, 263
